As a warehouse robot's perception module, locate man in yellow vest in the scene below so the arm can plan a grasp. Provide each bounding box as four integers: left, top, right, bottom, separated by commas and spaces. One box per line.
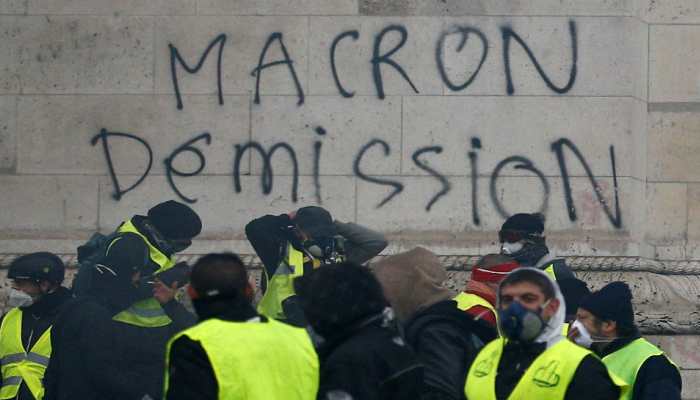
164, 252, 319, 400
246, 206, 387, 326
455, 254, 520, 330
498, 213, 576, 281
465, 267, 620, 400
570, 282, 681, 400
0, 252, 72, 400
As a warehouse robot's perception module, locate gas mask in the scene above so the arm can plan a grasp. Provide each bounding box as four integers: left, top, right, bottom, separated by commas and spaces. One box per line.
498, 300, 550, 342
501, 242, 524, 255
571, 320, 593, 348
7, 288, 36, 308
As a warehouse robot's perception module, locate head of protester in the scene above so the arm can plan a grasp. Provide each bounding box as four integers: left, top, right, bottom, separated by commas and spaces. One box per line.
246, 206, 387, 325
164, 253, 319, 400
2, 252, 73, 400
457, 253, 520, 328
294, 262, 422, 400
146, 199, 202, 255
374, 247, 496, 399
571, 282, 682, 399
7, 252, 66, 308
497, 267, 565, 345
465, 267, 621, 400
558, 277, 590, 323
499, 212, 577, 286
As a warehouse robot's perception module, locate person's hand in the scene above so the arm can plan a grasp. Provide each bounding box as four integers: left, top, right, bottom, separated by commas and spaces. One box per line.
153, 279, 179, 304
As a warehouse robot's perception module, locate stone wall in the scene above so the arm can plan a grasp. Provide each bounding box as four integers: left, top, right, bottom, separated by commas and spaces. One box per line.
1, 0, 700, 396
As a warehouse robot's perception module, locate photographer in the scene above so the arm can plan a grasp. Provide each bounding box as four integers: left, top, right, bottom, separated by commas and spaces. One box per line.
245, 206, 388, 326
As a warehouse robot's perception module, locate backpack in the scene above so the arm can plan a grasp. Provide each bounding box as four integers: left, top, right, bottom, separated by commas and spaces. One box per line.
72, 230, 147, 296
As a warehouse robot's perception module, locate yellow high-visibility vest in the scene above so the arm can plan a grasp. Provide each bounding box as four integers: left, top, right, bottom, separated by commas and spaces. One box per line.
164, 318, 319, 399
465, 337, 591, 400
0, 308, 52, 400
603, 338, 679, 400
257, 243, 305, 320
112, 219, 176, 327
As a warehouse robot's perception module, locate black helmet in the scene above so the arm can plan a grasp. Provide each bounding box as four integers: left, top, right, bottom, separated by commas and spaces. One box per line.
8, 252, 65, 284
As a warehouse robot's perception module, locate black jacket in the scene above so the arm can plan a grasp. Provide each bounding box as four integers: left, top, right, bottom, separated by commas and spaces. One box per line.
165, 300, 260, 400
0, 287, 73, 400
43, 292, 194, 400
404, 300, 497, 400
492, 339, 620, 400
245, 215, 388, 279
316, 314, 423, 400
597, 332, 681, 400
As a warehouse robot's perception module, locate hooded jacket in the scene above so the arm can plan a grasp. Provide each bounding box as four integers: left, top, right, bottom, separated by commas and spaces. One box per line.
374, 247, 496, 400
492, 268, 619, 400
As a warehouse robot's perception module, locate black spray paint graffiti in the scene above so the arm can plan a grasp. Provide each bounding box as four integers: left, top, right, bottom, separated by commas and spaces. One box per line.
169, 20, 578, 109
95, 129, 623, 229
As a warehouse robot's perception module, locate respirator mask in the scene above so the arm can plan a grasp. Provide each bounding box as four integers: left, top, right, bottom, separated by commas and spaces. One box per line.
498, 300, 550, 342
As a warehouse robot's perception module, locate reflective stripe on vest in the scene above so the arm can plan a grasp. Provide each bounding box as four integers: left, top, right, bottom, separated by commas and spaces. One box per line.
112, 220, 176, 327
465, 337, 592, 400
0, 308, 52, 400
164, 318, 319, 400
256, 243, 305, 320
603, 338, 678, 400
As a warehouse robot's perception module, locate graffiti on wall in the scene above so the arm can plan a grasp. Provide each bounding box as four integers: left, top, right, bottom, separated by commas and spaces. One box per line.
96, 19, 623, 229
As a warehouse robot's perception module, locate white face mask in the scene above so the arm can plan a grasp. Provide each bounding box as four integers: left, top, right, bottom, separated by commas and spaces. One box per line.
571, 319, 593, 348
7, 288, 35, 308
501, 241, 524, 255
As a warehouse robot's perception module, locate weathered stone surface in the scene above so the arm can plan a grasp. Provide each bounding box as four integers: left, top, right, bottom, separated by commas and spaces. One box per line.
681, 370, 700, 400
687, 185, 700, 242
647, 335, 700, 369
27, 0, 195, 15
308, 17, 445, 96
155, 16, 308, 97
98, 175, 356, 235
402, 96, 644, 179
645, 183, 688, 245
440, 16, 646, 99
17, 95, 249, 175
0, 175, 98, 231
0, 96, 15, 171
198, 0, 358, 16
640, 0, 700, 23
360, 0, 632, 16
650, 25, 700, 102
251, 95, 401, 175
0, 16, 153, 94
0, 0, 25, 14
648, 111, 700, 182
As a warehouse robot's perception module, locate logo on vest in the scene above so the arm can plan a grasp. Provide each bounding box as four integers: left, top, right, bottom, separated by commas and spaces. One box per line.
473, 351, 497, 377
533, 360, 561, 388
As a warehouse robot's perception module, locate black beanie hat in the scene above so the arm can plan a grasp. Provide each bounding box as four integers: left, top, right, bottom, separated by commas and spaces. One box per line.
294, 206, 335, 238
8, 252, 65, 284
147, 200, 202, 240
501, 213, 545, 234
579, 281, 634, 328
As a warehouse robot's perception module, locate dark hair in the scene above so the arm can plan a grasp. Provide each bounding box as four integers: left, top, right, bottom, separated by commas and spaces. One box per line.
294, 262, 387, 337
191, 253, 248, 299
592, 312, 638, 338
500, 268, 555, 300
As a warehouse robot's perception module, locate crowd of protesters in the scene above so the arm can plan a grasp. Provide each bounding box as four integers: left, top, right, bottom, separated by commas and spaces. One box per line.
0, 200, 682, 400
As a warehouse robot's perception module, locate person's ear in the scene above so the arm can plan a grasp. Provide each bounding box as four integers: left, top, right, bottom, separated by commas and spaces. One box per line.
244, 282, 254, 302
186, 284, 200, 300
543, 297, 560, 319
601, 320, 617, 337
39, 280, 53, 293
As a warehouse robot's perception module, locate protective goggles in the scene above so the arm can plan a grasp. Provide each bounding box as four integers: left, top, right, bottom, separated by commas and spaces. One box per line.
498, 229, 528, 243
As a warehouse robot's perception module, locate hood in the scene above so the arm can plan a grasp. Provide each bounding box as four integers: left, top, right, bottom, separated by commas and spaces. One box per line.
373, 247, 453, 321
497, 267, 566, 348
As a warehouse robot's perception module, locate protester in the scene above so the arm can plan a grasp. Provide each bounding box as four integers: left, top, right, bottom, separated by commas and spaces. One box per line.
498, 213, 575, 281
455, 254, 520, 329
559, 277, 590, 323
0, 252, 72, 400
374, 247, 495, 400
246, 206, 387, 325
294, 262, 422, 400
571, 282, 682, 400
164, 253, 318, 400
43, 202, 198, 400
465, 268, 620, 400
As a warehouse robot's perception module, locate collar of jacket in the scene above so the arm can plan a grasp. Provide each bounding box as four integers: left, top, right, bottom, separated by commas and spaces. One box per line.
21, 286, 73, 317
317, 312, 387, 356
597, 327, 641, 357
